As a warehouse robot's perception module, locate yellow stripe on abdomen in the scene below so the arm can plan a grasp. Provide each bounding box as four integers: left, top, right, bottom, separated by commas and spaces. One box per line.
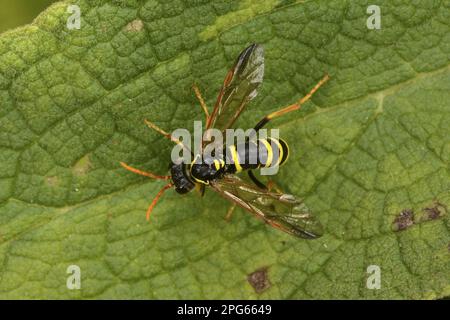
268, 137, 283, 167
229, 145, 243, 172
258, 139, 273, 168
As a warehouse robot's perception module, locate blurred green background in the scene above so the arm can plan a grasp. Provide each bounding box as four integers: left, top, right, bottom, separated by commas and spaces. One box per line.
0, 0, 58, 33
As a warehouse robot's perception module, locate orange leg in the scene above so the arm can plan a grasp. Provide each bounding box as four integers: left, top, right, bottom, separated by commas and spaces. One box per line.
270, 74, 330, 119
254, 74, 330, 131
225, 203, 237, 222
266, 180, 283, 193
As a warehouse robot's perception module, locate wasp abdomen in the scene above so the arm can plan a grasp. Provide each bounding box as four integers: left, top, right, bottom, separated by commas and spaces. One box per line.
225, 138, 289, 173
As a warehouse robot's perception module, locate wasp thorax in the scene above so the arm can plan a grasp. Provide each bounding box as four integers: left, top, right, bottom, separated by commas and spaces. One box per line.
190, 156, 226, 184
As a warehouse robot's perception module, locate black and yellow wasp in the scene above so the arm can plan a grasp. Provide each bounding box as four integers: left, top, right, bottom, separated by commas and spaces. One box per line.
121, 44, 329, 239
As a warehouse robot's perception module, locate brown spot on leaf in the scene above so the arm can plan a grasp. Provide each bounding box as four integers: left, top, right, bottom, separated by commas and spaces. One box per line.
423, 207, 440, 220
247, 267, 270, 294
393, 209, 414, 231
421, 201, 447, 221
125, 19, 144, 32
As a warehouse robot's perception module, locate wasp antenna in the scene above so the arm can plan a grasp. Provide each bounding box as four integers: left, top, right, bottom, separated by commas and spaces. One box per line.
192, 84, 210, 120
146, 182, 174, 221
144, 119, 172, 139
120, 162, 170, 180
144, 119, 193, 156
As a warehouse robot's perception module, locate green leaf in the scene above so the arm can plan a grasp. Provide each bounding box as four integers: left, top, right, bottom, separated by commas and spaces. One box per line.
0, 0, 449, 299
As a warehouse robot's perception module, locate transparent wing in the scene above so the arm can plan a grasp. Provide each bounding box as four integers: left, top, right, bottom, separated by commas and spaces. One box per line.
206, 44, 264, 132
210, 175, 323, 239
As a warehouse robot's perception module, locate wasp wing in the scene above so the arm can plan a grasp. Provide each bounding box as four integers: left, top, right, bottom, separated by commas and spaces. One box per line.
206, 44, 264, 133
210, 175, 323, 239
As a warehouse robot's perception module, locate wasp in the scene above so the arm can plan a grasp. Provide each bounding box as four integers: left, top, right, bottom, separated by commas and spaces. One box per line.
121, 44, 329, 239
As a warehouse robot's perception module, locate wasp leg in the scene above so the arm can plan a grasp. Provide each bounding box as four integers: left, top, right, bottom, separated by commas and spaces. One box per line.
248, 170, 283, 193
195, 183, 206, 197
120, 162, 170, 180
225, 203, 237, 222
266, 180, 283, 193
248, 170, 267, 190
192, 84, 210, 123
254, 74, 330, 131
